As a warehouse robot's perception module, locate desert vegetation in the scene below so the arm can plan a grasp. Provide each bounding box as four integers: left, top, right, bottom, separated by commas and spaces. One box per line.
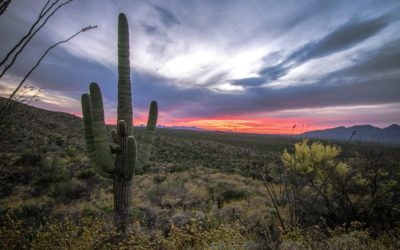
1, 106, 399, 249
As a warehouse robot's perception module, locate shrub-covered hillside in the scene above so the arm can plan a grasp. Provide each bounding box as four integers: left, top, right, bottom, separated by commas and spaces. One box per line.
1, 100, 400, 249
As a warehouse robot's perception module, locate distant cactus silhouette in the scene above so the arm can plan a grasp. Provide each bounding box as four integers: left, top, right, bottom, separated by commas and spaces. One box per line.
81, 13, 158, 231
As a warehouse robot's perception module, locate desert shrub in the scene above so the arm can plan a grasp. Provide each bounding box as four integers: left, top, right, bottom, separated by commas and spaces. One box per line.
0, 210, 32, 249
241, 207, 280, 248
31, 216, 117, 250
0, 212, 252, 250
0, 161, 33, 198
12, 203, 54, 227
14, 151, 42, 166
281, 140, 400, 229
133, 206, 160, 229
147, 180, 185, 207
153, 174, 167, 184
47, 178, 87, 202
181, 183, 210, 210
0, 182, 13, 198
78, 168, 97, 179
64, 145, 78, 158
208, 181, 249, 208
164, 219, 249, 250
216, 202, 244, 223
31, 155, 68, 194
0, 204, 54, 249
0, 152, 38, 198
170, 163, 190, 172
54, 134, 65, 147
280, 223, 400, 250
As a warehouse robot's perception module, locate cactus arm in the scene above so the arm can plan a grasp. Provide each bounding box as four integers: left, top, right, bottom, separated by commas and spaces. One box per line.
81, 93, 95, 160
89, 82, 114, 175
118, 119, 128, 137
81, 93, 113, 178
115, 120, 128, 177
110, 128, 120, 153
126, 135, 136, 179
117, 13, 133, 135
111, 128, 119, 143
146, 101, 158, 133
137, 101, 158, 169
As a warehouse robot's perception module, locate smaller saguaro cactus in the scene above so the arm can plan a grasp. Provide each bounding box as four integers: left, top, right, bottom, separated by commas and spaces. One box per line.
81, 13, 158, 232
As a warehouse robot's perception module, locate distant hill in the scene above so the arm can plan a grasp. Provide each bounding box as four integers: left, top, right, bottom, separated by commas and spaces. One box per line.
0, 97, 84, 153
301, 124, 400, 145
157, 125, 205, 131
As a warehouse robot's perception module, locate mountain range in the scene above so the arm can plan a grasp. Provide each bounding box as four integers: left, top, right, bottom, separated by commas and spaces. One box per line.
300, 124, 400, 145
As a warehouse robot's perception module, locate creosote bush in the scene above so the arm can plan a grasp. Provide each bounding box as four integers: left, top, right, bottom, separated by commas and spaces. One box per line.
281, 139, 400, 230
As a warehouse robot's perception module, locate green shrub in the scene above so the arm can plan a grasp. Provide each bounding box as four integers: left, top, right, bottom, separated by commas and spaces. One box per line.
209, 181, 249, 208
78, 168, 96, 179
153, 174, 167, 184
64, 145, 78, 158
47, 178, 86, 202
15, 152, 41, 167
170, 163, 189, 172
33, 156, 68, 189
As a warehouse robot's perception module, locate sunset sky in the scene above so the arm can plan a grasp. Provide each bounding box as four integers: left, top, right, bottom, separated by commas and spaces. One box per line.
1, 0, 400, 134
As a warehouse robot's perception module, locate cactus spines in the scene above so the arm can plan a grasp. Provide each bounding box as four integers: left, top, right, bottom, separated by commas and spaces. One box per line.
81, 13, 158, 231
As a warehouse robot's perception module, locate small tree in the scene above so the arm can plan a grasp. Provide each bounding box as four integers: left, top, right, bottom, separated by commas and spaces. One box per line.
282, 139, 400, 230
282, 140, 351, 226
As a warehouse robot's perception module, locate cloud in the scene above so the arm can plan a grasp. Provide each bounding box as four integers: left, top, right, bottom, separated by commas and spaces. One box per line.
286, 11, 397, 62
321, 38, 400, 84
231, 77, 265, 86
151, 4, 181, 27
234, 7, 400, 87
130, 42, 400, 118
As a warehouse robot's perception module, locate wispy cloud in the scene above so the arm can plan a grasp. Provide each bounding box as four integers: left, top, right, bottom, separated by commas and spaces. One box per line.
234, 7, 400, 87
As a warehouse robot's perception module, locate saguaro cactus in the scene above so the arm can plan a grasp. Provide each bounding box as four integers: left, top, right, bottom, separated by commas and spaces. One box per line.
81, 13, 158, 231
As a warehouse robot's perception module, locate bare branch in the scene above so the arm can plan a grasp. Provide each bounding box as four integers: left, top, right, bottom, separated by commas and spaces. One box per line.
39, 0, 53, 17
254, 162, 286, 232
0, 25, 97, 126
0, 0, 11, 16
0, 0, 75, 77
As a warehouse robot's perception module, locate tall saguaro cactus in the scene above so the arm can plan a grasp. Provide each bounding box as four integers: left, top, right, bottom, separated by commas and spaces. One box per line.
81, 13, 158, 231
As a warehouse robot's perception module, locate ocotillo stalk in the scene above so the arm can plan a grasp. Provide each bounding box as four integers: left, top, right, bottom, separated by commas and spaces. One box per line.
81, 13, 158, 232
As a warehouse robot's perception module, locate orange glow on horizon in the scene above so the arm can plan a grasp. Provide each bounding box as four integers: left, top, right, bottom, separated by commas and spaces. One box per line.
105, 115, 328, 135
